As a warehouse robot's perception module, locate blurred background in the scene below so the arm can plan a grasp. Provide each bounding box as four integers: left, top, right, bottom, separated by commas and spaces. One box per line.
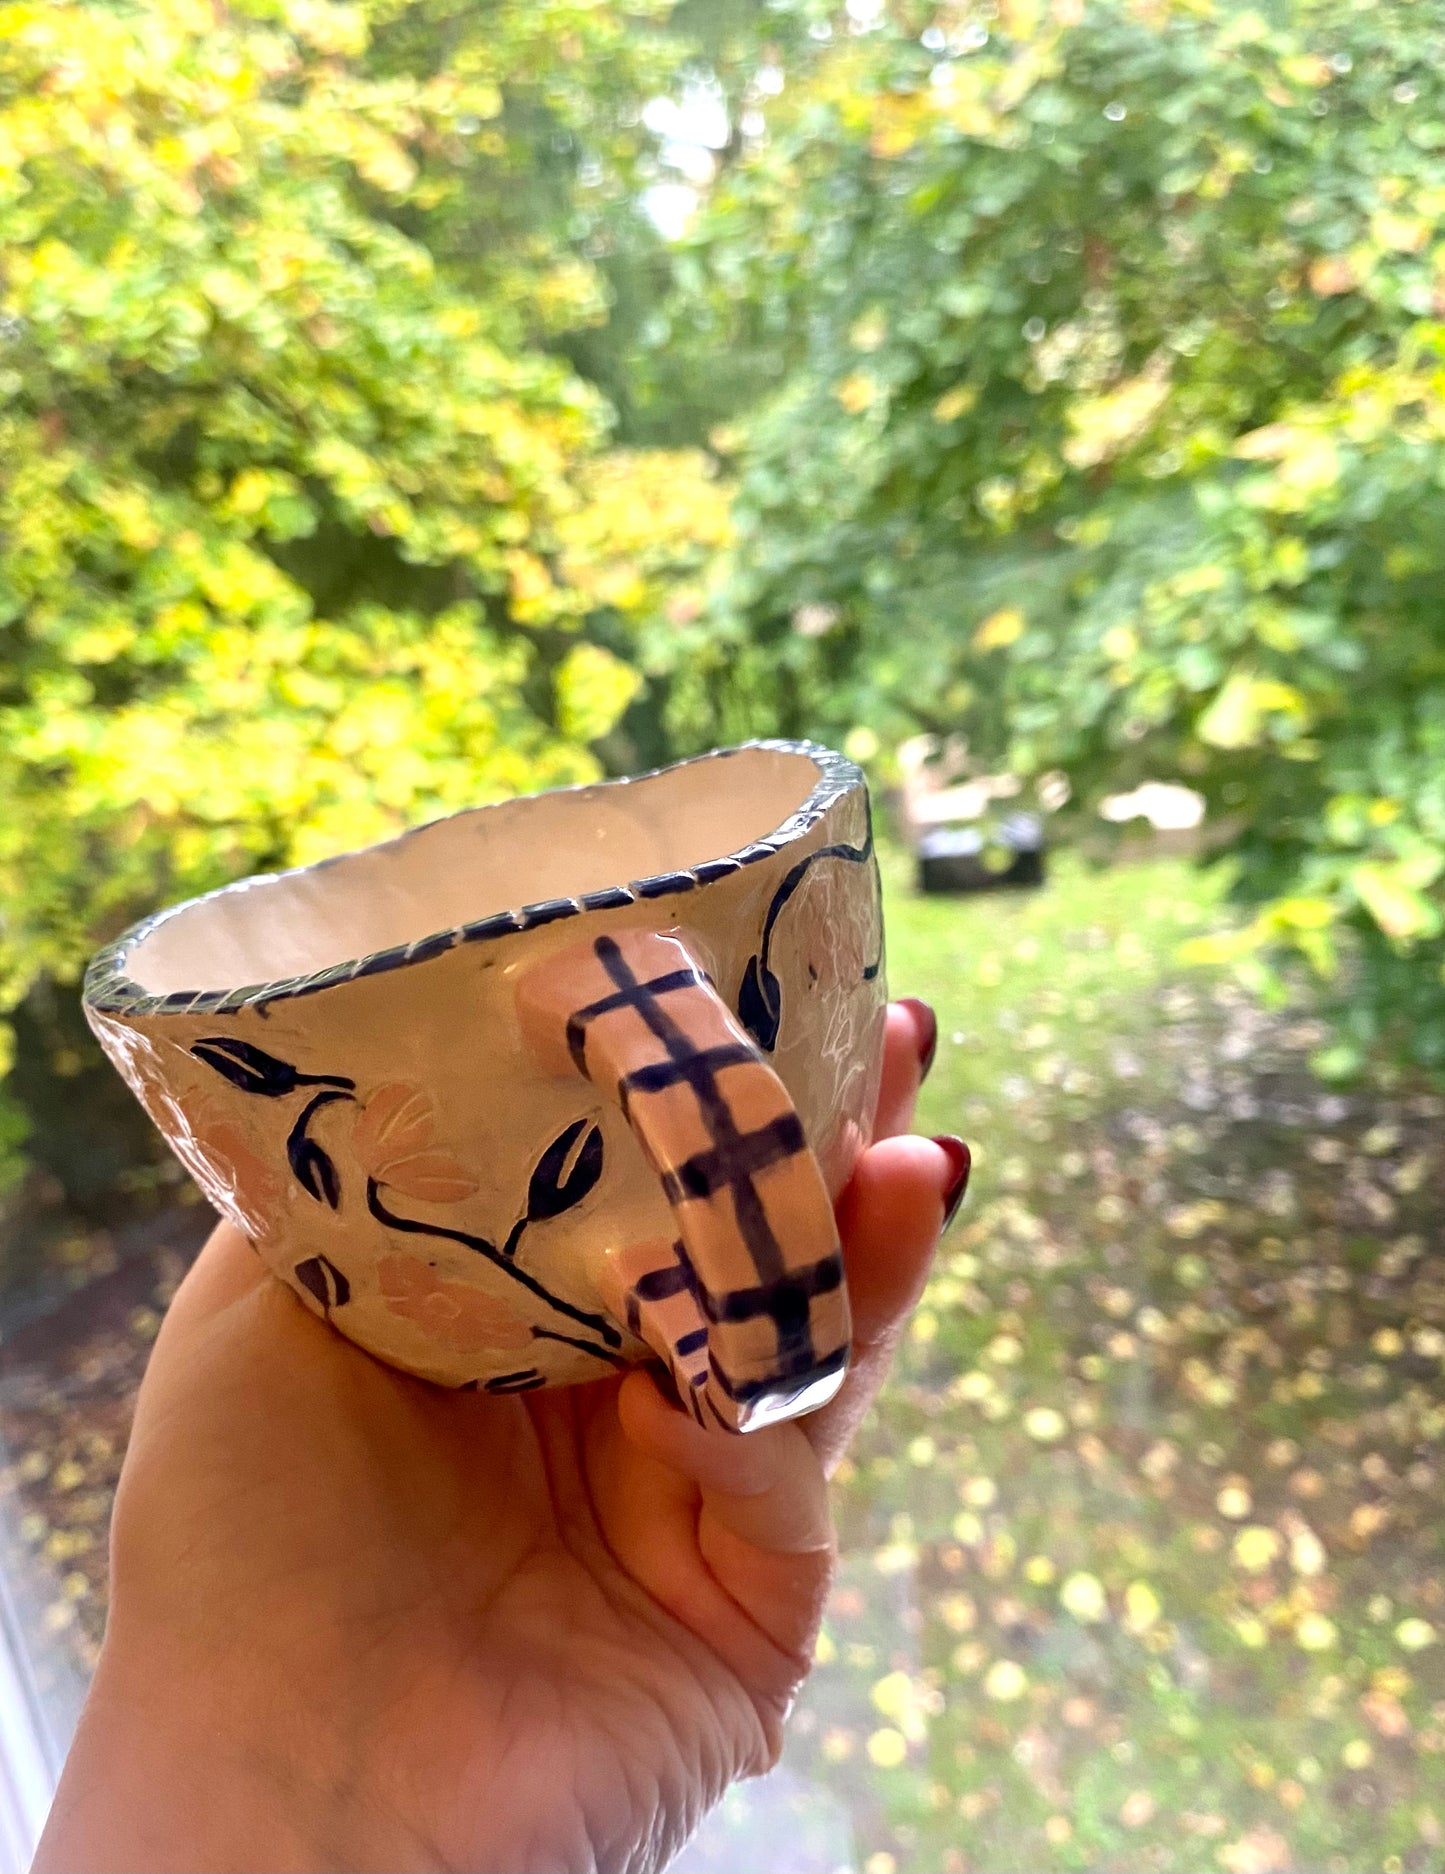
1, 0, 1444, 1866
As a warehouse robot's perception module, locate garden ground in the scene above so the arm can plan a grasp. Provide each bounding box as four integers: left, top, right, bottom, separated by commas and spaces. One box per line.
0, 850, 1443, 1869
682, 848, 1445, 1874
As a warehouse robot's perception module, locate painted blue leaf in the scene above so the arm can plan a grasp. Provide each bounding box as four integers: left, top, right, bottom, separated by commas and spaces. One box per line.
292, 1139, 340, 1208
737, 953, 782, 1052
527, 1119, 604, 1222
191, 1037, 354, 1097
294, 1254, 350, 1309
192, 1037, 302, 1095
286, 1089, 350, 1206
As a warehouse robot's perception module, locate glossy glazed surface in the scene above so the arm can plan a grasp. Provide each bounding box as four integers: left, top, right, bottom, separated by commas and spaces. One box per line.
83, 743, 887, 1405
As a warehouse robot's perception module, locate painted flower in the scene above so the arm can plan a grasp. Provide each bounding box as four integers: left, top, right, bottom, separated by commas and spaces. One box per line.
791, 857, 872, 994
352, 1082, 476, 1202
167, 1090, 284, 1241
377, 1255, 532, 1355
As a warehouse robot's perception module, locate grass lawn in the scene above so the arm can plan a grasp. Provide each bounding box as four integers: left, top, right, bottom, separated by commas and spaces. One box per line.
1, 845, 1443, 1872
685, 848, 1445, 1874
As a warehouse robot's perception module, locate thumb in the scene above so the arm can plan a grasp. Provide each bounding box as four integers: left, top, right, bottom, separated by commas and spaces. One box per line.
617, 1369, 835, 1665
619, 1368, 832, 1555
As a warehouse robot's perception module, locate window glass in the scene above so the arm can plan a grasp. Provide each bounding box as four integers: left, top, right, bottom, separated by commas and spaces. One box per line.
4, 0, 1444, 1866
5, 855, 1444, 1872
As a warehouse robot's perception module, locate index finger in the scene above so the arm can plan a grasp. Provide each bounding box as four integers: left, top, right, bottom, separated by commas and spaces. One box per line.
804, 1132, 954, 1474
874, 1000, 931, 1139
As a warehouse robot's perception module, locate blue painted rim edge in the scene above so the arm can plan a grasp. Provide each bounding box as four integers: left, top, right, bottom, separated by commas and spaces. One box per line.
82, 740, 865, 1020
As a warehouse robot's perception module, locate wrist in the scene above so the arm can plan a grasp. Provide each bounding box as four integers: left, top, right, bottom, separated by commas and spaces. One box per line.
34, 1630, 426, 1874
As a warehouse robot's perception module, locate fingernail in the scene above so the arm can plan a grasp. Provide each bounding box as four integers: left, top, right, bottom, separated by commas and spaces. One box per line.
901, 997, 938, 1079
932, 1135, 971, 1229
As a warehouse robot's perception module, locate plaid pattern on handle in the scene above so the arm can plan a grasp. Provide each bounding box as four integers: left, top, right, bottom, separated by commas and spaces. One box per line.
518, 929, 850, 1432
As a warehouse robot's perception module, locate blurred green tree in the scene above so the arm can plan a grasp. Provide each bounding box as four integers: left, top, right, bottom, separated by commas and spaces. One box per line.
674, 0, 1445, 1074
0, 0, 732, 1202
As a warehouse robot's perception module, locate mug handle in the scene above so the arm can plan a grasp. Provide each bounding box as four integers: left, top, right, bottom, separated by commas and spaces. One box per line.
516, 927, 851, 1433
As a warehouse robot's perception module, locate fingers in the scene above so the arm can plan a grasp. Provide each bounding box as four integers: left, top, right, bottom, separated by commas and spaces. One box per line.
840, 1134, 956, 1345
874, 999, 934, 1139
618, 1368, 831, 1556
612, 1126, 958, 1681
144, 1221, 363, 1422
805, 1133, 958, 1474
145, 1222, 275, 1374
616, 1368, 835, 1690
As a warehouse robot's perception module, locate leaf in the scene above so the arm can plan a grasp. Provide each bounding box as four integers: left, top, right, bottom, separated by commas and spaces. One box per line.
1351, 863, 1442, 941
293, 1254, 351, 1310
287, 1090, 351, 1206
353, 1083, 435, 1170
291, 1139, 341, 1208
555, 641, 642, 744
835, 371, 877, 414
1197, 672, 1308, 750
527, 1118, 604, 1221
737, 953, 782, 1052
972, 607, 1025, 651
191, 1038, 307, 1097
1123, 1581, 1161, 1633
1309, 255, 1357, 296
380, 1152, 478, 1203
982, 1660, 1027, 1701
933, 384, 978, 423
1062, 363, 1171, 469
1059, 1572, 1107, 1622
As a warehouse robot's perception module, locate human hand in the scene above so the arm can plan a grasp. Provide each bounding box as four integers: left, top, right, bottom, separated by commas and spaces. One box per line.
34, 1002, 965, 1874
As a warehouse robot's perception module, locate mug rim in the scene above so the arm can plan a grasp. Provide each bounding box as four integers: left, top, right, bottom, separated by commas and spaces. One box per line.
83, 739, 865, 1022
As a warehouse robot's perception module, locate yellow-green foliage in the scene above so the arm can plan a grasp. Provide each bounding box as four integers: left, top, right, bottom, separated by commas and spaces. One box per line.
0, 0, 729, 1159
682, 0, 1445, 1075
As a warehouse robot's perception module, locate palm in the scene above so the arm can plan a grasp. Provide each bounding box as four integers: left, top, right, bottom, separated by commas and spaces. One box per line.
82, 1010, 947, 1873
120, 1268, 792, 1869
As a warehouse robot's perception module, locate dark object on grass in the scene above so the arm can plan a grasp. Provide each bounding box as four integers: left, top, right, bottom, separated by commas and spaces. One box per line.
916, 814, 1045, 895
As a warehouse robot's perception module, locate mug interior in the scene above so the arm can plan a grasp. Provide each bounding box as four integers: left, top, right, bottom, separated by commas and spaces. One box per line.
125, 746, 823, 994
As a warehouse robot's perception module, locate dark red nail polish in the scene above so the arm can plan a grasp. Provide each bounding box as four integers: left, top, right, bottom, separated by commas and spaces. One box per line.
932, 1135, 971, 1228
902, 997, 938, 1078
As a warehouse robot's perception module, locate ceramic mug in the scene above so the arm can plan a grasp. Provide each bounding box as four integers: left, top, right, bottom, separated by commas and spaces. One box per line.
84, 741, 887, 1432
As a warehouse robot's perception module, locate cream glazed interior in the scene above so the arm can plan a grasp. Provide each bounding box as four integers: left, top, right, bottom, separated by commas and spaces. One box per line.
84, 742, 888, 1429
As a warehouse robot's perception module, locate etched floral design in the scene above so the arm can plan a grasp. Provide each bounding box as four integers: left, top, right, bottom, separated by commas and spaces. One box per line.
738, 818, 876, 1052
167, 1089, 284, 1241
377, 1255, 533, 1355
801, 864, 871, 993
209, 1119, 285, 1227
352, 1082, 477, 1202
185, 1037, 622, 1360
